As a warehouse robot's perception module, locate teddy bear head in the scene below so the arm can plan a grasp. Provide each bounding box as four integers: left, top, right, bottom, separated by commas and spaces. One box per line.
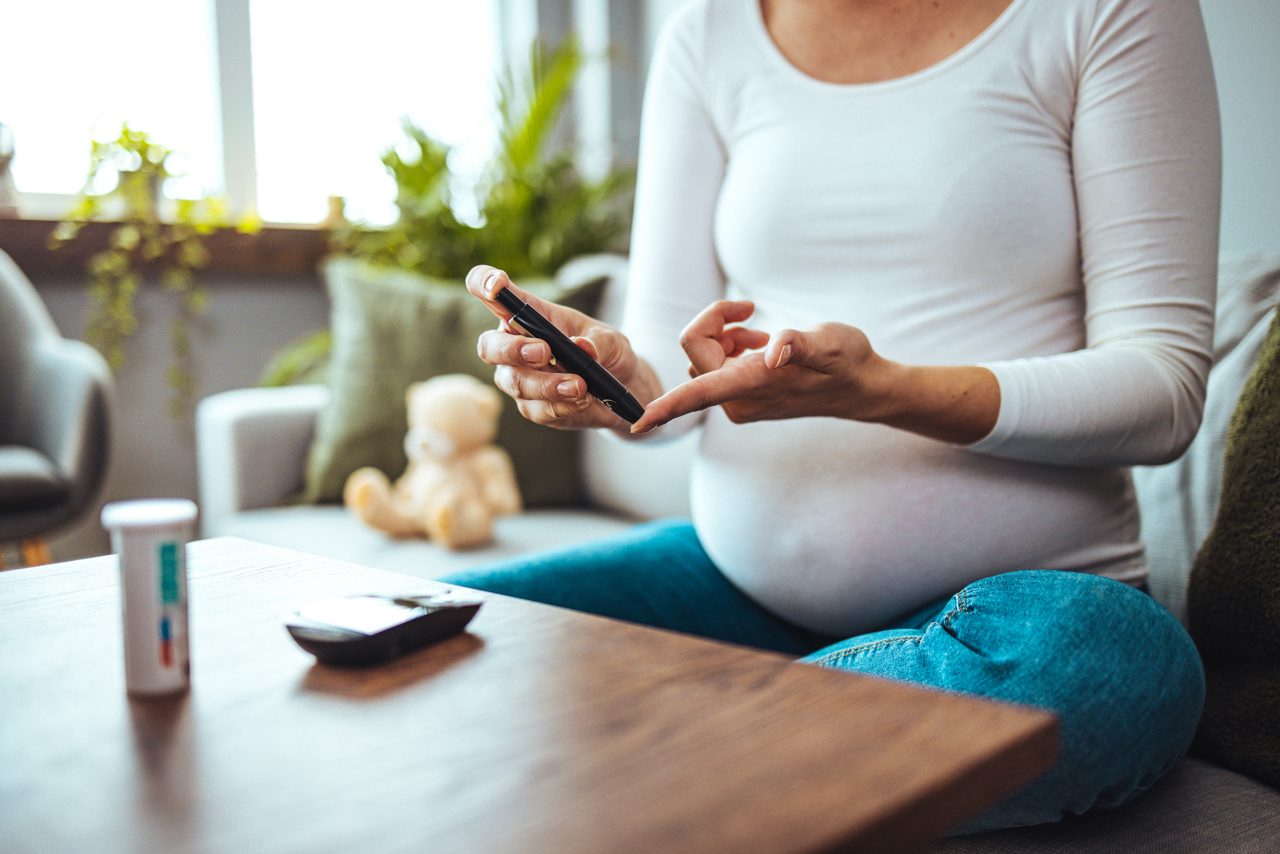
402, 374, 504, 462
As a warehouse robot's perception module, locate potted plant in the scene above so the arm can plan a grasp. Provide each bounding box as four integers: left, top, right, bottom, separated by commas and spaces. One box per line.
49, 123, 259, 416
260, 37, 633, 386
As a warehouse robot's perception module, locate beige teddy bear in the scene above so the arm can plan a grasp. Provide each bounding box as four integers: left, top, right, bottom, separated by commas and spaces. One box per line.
343, 374, 522, 549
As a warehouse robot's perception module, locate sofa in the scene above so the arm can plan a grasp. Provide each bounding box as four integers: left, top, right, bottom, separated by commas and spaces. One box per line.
197, 255, 1280, 849
197, 382, 698, 576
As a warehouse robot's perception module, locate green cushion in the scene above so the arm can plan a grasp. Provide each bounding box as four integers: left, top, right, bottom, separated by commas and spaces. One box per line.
302, 257, 607, 508
1188, 306, 1280, 787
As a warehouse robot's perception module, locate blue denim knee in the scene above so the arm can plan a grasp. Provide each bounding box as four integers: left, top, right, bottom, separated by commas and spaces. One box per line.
804, 570, 1205, 832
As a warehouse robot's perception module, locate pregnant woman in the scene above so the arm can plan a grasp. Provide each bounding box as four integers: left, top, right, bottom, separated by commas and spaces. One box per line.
447, 0, 1220, 831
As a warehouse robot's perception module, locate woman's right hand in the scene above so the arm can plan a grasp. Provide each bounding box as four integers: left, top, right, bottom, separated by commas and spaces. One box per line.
467, 265, 659, 431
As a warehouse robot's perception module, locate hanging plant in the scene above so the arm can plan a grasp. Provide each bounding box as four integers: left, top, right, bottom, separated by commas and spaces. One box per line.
49, 123, 260, 417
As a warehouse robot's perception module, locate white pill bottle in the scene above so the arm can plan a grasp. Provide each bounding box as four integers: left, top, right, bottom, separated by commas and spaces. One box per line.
101, 499, 198, 696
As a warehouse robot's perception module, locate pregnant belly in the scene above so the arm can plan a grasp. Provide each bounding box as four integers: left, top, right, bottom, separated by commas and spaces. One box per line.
689, 411, 1141, 636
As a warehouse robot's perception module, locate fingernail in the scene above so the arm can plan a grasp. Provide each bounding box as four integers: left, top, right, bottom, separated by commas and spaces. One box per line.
484, 273, 500, 297
557, 380, 580, 399
775, 344, 792, 368
521, 343, 546, 364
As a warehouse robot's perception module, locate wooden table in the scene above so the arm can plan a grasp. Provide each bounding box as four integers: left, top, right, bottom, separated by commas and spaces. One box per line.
0, 538, 1057, 853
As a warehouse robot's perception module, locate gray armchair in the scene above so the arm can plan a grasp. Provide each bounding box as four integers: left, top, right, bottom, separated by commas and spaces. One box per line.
0, 249, 112, 563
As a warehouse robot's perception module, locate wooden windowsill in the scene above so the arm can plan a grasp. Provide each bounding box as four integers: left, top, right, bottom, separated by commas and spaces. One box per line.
0, 217, 333, 280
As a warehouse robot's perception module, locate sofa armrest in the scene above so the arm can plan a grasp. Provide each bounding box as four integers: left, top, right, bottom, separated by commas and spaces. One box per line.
196, 384, 329, 536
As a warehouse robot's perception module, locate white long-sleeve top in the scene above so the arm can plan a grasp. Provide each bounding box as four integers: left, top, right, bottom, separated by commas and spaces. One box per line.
624, 0, 1221, 636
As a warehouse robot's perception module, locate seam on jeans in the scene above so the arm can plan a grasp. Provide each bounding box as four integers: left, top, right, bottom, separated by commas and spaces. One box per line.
811, 634, 922, 667
941, 588, 972, 632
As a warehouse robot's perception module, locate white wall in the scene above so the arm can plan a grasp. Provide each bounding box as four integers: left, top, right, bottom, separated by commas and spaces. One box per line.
1200, 0, 1280, 254
35, 272, 328, 561
644, 0, 688, 56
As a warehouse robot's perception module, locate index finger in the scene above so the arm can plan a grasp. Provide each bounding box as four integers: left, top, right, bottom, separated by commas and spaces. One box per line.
631, 357, 767, 433
465, 265, 590, 334
465, 265, 516, 322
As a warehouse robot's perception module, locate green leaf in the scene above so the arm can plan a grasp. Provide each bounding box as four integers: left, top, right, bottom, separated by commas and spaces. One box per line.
258, 329, 333, 387
112, 225, 141, 250
495, 37, 583, 178
185, 287, 209, 315
161, 267, 192, 291
177, 239, 210, 269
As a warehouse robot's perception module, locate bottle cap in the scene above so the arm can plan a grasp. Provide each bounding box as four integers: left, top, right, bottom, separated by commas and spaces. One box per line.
101, 499, 198, 532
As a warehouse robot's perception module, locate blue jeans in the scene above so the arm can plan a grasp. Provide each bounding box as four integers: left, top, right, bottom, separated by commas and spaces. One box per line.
442, 519, 1204, 834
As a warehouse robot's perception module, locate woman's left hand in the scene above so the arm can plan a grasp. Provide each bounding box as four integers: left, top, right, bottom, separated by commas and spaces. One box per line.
630, 304, 901, 434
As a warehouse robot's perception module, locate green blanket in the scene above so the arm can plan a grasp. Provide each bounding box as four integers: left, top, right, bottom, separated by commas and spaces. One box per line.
1188, 307, 1280, 786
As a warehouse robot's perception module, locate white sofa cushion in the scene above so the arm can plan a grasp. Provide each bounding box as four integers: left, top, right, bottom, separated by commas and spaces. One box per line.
215, 506, 641, 579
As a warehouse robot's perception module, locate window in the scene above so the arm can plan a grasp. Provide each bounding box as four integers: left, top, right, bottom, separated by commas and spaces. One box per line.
0, 0, 499, 224
247, 0, 499, 224
0, 0, 221, 199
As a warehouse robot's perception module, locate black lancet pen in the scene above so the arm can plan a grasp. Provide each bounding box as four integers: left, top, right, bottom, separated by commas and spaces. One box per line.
494, 287, 646, 424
